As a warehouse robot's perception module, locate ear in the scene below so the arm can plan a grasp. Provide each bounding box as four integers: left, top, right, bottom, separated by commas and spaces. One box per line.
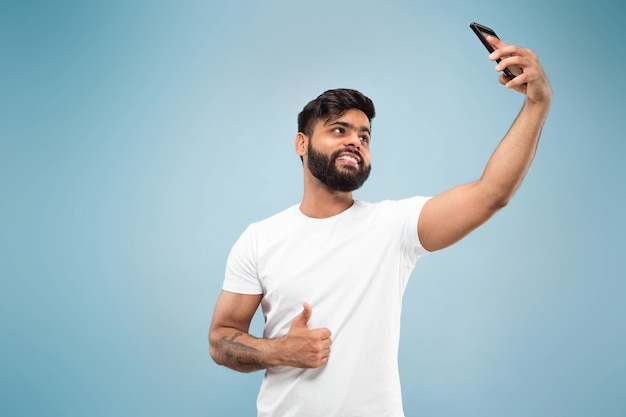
295, 132, 308, 158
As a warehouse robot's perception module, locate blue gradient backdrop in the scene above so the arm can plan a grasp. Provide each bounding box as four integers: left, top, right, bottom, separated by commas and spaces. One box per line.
2, 1, 624, 416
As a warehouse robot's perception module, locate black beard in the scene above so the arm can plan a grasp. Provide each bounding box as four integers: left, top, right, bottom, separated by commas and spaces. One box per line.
307, 142, 371, 192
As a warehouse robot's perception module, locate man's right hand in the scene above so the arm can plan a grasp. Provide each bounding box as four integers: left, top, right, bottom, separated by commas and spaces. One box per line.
277, 302, 332, 368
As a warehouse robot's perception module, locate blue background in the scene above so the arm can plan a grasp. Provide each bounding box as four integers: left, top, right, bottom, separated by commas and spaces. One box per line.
2, 1, 625, 416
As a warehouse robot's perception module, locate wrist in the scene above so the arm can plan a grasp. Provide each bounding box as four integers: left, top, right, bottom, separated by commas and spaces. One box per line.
524, 95, 551, 113
262, 337, 286, 368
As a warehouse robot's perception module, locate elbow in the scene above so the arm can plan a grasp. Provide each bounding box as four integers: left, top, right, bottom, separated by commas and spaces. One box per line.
208, 331, 224, 366
208, 346, 220, 365
476, 176, 519, 213
489, 195, 510, 211
483, 184, 515, 212
480, 197, 509, 223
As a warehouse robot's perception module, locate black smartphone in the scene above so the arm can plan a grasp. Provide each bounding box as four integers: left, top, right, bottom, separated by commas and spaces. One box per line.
469, 22, 522, 79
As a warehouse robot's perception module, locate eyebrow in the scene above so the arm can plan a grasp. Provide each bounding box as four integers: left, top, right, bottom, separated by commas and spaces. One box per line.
328, 121, 371, 135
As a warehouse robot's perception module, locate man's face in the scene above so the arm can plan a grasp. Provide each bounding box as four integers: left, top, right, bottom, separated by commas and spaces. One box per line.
306, 109, 372, 192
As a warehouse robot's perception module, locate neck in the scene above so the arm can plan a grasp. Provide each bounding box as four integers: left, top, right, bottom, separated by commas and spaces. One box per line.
300, 177, 354, 218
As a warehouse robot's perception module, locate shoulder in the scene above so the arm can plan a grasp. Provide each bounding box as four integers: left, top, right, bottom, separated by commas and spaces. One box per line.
247, 204, 300, 232
235, 204, 301, 248
228, 205, 299, 258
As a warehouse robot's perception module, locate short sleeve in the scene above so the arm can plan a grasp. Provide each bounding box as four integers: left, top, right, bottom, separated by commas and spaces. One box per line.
222, 225, 264, 295
400, 196, 432, 264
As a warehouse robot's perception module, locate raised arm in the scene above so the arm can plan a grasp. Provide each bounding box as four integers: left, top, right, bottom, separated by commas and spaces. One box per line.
418, 36, 552, 252
209, 290, 332, 372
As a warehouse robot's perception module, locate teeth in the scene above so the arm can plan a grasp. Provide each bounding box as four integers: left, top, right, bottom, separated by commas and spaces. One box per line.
338, 156, 358, 163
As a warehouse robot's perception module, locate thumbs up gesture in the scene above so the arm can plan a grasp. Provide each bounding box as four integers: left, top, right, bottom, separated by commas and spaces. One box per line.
277, 302, 332, 368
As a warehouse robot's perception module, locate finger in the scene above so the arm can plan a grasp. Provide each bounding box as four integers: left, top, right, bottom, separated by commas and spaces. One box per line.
489, 44, 520, 62
322, 338, 333, 349
293, 302, 312, 327
495, 51, 525, 69
319, 327, 332, 340
486, 35, 506, 50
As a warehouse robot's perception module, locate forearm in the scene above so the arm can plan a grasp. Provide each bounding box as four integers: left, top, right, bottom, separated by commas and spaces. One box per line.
478, 98, 550, 207
209, 326, 281, 373
209, 303, 332, 372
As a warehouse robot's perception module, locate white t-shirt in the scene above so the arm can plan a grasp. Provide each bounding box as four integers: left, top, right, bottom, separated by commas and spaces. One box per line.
223, 197, 431, 417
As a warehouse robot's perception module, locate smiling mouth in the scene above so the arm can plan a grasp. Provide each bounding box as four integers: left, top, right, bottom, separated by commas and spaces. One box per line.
337, 155, 359, 165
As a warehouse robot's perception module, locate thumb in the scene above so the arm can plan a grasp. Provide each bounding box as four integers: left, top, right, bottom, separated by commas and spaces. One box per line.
292, 302, 312, 328
487, 35, 504, 49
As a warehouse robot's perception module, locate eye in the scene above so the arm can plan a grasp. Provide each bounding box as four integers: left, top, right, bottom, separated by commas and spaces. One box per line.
359, 135, 370, 144
332, 127, 345, 134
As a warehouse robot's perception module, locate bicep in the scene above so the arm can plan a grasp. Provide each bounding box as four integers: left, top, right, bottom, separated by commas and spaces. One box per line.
210, 290, 263, 334
418, 181, 498, 252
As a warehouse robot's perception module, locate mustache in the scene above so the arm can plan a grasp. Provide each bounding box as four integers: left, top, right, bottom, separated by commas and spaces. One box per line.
331, 147, 363, 162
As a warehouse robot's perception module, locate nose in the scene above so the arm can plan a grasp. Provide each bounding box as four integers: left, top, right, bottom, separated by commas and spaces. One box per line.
345, 133, 361, 150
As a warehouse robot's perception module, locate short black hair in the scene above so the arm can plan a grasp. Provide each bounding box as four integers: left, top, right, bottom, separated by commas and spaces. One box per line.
297, 88, 376, 137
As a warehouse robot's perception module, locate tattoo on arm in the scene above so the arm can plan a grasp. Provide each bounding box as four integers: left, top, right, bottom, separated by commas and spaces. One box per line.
220, 332, 264, 371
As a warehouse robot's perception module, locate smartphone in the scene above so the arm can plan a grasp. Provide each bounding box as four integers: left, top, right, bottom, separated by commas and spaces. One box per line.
469, 22, 522, 79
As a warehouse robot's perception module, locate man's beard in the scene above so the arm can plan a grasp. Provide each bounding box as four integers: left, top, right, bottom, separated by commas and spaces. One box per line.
307, 142, 371, 192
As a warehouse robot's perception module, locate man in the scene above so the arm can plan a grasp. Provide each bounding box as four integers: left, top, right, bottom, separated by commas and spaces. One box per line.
209, 36, 551, 417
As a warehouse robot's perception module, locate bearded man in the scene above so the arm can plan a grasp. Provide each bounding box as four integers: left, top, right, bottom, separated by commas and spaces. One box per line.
209, 35, 552, 417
